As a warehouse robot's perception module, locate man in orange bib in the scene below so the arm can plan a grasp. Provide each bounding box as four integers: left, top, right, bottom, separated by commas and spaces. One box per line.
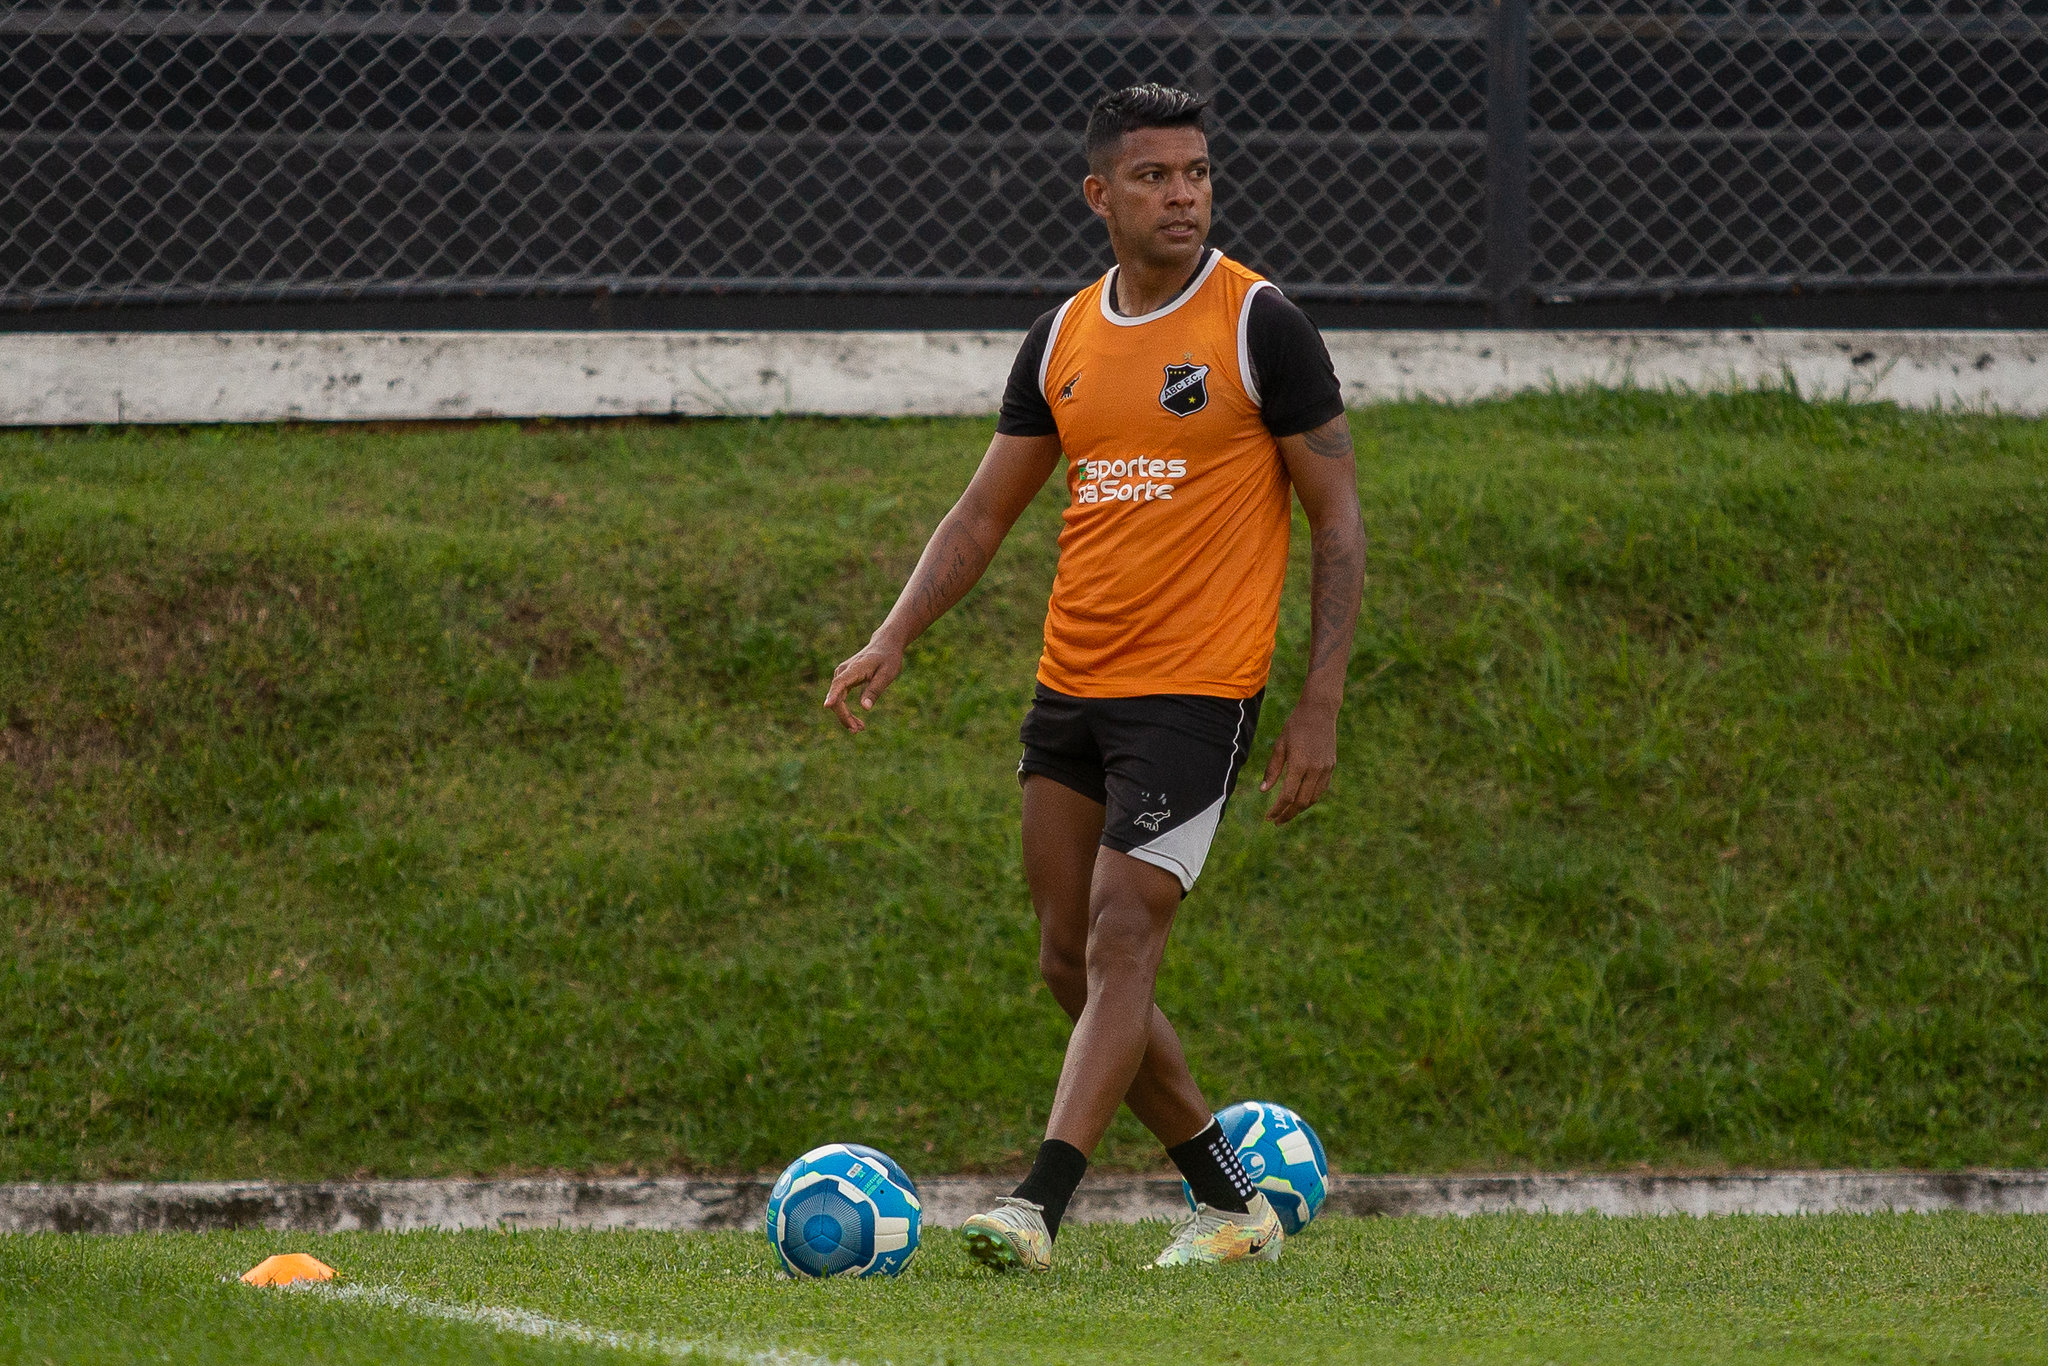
824, 84, 1365, 1271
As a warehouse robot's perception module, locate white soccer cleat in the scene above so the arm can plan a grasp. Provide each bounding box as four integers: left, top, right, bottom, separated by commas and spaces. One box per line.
959, 1196, 1054, 1272
1151, 1191, 1284, 1268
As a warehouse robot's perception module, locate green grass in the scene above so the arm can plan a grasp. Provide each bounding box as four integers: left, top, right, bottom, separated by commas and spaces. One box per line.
3, 391, 2047, 1181
6, 1215, 2048, 1364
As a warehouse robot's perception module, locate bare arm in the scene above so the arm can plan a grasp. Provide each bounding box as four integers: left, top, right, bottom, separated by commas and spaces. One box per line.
1259, 411, 1366, 822
823, 431, 1063, 731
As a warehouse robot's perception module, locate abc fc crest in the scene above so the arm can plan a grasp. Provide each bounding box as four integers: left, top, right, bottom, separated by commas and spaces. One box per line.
1158, 362, 1210, 417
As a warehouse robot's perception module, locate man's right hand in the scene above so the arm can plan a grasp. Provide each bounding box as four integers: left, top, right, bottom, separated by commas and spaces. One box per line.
823, 637, 906, 733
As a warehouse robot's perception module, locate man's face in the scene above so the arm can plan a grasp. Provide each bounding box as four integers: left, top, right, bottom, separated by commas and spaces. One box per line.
1083, 126, 1212, 273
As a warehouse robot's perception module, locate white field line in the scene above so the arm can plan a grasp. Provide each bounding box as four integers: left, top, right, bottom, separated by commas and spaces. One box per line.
314, 1283, 859, 1366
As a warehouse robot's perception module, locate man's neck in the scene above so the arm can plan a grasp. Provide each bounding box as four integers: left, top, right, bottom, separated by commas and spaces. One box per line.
1112, 247, 1209, 317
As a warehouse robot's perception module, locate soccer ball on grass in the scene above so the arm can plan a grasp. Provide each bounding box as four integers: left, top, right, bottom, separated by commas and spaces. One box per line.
1181, 1100, 1328, 1235
765, 1142, 922, 1278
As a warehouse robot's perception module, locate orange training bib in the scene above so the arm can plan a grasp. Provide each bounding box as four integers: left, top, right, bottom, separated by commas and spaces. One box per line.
1035, 251, 1291, 699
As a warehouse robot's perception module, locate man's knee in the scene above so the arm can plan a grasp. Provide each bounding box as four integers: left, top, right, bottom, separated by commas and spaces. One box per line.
1038, 942, 1087, 1008
1085, 900, 1167, 981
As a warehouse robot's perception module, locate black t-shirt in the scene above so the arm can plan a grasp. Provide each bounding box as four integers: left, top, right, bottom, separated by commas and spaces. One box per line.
996, 251, 1345, 440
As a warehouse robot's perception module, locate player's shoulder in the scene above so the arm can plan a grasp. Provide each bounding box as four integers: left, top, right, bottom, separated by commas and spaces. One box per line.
1037, 276, 1104, 343
1202, 261, 1307, 337
1024, 292, 1077, 351
1213, 253, 1269, 290
1212, 256, 1317, 337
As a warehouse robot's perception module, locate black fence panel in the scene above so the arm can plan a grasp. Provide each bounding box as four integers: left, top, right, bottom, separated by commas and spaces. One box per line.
1527, 2, 2048, 302
1, 1, 2041, 311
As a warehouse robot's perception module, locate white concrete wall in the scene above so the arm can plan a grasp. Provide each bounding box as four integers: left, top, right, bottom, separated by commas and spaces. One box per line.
2, 329, 2044, 426
1331, 329, 2046, 413
6, 1170, 2046, 1232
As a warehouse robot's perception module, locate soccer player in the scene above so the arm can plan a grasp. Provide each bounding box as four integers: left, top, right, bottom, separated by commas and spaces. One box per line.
823, 83, 1364, 1271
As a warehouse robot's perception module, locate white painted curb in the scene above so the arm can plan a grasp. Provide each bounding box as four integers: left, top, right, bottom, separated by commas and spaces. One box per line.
2, 330, 2044, 426
0, 332, 1018, 426
1336, 329, 2046, 414
5, 1171, 2045, 1234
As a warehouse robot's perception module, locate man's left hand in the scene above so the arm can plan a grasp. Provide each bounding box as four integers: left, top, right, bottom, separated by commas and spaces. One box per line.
1259, 704, 1338, 824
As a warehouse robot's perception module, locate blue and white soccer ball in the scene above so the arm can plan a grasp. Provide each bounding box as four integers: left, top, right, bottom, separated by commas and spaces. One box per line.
1183, 1101, 1329, 1236
764, 1143, 922, 1279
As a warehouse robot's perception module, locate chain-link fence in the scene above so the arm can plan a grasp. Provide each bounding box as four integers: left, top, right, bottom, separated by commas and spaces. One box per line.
3, 1, 2044, 314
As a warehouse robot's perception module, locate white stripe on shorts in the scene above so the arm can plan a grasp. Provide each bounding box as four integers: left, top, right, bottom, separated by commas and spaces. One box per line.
1124, 699, 1252, 893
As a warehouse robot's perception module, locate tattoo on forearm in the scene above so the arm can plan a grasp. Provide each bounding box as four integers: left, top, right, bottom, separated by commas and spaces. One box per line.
903, 519, 991, 635
1308, 522, 1364, 675
1303, 414, 1355, 461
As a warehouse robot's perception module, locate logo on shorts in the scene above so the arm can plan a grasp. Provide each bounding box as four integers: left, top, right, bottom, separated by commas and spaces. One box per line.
1159, 362, 1209, 417
1134, 809, 1171, 832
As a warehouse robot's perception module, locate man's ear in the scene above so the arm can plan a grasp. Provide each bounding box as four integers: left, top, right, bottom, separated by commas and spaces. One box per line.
1082, 172, 1111, 222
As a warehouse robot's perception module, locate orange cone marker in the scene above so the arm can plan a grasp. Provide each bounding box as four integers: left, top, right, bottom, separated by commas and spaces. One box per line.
240, 1253, 337, 1286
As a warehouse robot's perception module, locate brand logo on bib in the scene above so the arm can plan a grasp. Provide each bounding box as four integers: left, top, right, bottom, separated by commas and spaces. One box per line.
1159, 362, 1210, 417
1075, 455, 1185, 505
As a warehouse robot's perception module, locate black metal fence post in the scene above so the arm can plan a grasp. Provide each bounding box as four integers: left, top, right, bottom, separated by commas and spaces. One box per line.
1484, 0, 1534, 326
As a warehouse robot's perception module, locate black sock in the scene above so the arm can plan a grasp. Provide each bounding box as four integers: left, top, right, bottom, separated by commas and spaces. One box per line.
1011, 1138, 1088, 1240
1167, 1118, 1254, 1214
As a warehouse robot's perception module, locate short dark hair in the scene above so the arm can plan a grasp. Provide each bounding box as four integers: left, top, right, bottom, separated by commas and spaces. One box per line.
1085, 84, 1210, 173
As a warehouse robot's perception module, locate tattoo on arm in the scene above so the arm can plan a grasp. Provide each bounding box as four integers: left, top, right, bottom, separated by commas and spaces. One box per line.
1307, 521, 1364, 676
898, 517, 993, 640
1302, 414, 1355, 461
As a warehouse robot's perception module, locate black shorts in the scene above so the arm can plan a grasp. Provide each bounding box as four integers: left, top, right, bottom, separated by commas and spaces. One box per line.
1018, 683, 1264, 893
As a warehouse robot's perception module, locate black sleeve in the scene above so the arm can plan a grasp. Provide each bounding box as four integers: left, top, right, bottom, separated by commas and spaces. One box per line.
995, 307, 1061, 437
1247, 289, 1345, 439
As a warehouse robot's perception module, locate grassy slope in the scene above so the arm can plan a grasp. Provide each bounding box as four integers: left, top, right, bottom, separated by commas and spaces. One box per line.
2, 392, 2046, 1181
5, 1216, 2048, 1365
